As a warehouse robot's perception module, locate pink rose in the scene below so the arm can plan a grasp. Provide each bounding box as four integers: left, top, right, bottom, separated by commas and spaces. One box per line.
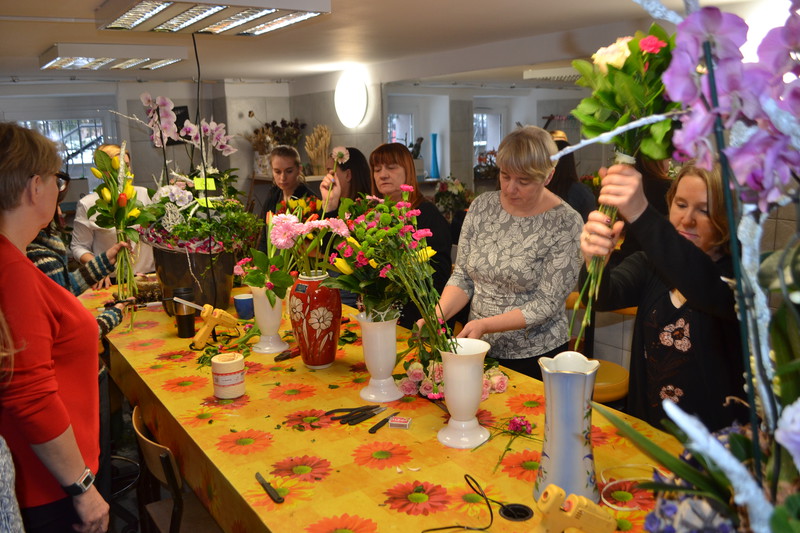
406, 362, 425, 382
489, 373, 508, 393
396, 377, 418, 396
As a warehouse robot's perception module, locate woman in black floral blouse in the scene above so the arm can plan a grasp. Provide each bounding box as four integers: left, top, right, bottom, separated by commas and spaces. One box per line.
581, 161, 747, 430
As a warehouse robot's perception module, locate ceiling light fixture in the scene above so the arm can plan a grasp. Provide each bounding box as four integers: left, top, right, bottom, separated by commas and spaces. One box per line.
39, 43, 187, 71
95, 0, 331, 36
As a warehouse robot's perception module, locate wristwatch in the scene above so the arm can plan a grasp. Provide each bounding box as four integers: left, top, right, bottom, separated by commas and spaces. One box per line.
61, 467, 95, 496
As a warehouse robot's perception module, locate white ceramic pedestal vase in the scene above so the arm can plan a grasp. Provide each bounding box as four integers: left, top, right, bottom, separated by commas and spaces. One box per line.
534, 351, 600, 502
354, 313, 403, 402
250, 286, 289, 354
437, 338, 491, 449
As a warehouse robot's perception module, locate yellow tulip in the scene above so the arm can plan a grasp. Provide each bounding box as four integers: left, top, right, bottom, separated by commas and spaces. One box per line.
91, 167, 103, 179
346, 237, 361, 250
416, 246, 436, 262
369, 259, 378, 269
123, 180, 135, 200
127, 208, 141, 219
111, 156, 120, 170
100, 187, 112, 204
334, 257, 354, 275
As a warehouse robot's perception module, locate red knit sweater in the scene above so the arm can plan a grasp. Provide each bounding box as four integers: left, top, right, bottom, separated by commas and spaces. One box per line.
0, 236, 100, 508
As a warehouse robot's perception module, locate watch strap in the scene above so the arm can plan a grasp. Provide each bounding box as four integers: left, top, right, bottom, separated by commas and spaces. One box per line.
61, 467, 95, 496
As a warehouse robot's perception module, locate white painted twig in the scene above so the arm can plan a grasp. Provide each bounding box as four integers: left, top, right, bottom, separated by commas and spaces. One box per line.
662, 401, 773, 533
549, 110, 686, 163
632, 0, 684, 25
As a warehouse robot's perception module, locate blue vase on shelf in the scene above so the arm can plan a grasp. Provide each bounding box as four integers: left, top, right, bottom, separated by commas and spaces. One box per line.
430, 133, 440, 179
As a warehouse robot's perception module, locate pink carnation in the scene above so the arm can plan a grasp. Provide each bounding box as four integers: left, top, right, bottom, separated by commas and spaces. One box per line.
355, 251, 369, 267
405, 209, 421, 218
639, 35, 668, 54
328, 252, 338, 264
269, 265, 279, 273
379, 264, 392, 278
413, 228, 433, 240
265, 282, 274, 290
399, 224, 414, 235
396, 201, 411, 209
343, 246, 353, 258
400, 184, 414, 192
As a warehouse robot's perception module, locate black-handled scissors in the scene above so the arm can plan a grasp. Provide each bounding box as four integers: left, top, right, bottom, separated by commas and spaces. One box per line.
324, 405, 384, 424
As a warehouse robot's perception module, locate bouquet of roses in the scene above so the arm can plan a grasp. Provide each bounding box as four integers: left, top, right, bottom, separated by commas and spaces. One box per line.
235, 213, 295, 307
395, 355, 509, 401
569, 24, 681, 350
88, 142, 155, 304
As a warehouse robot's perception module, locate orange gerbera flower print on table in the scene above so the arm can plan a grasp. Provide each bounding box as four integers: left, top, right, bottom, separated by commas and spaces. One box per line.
202, 394, 250, 410
156, 349, 196, 363
271, 455, 332, 482
449, 483, 504, 518
245, 477, 313, 510
305, 514, 378, 533
180, 407, 224, 428
352, 441, 412, 470
499, 449, 541, 483
216, 429, 274, 455
383, 480, 450, 516
268, 383, 317, 401
386, 395, 429, 411
161, 375, 209, 393
283, 409, 335, 431
505, 393, 546, 416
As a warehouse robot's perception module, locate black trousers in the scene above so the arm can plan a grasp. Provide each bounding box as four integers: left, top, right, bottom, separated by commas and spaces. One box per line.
497, 342, 568, 381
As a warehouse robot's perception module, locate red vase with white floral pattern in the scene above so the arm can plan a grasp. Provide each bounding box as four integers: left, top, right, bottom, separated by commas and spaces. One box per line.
288, 271, 341, 369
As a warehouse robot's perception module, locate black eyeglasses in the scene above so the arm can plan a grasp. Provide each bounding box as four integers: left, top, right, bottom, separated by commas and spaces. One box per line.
56, 172, 70, 193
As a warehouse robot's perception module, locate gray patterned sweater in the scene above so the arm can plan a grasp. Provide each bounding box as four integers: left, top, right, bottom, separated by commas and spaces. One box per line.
447, 191, 583, 360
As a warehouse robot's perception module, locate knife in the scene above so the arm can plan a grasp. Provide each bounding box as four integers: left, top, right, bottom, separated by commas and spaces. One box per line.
255, 472, 284, 504
347, 405, 387, 425
368, 411, 399, 434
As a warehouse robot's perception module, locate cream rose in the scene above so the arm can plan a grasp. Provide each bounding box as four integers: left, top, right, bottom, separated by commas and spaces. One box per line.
592, 36, 633, 74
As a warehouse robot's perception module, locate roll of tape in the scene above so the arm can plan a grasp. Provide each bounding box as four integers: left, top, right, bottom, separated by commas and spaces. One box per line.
211, 352, 245, 399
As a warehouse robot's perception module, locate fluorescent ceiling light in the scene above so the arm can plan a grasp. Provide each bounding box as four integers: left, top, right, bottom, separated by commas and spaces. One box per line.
39, 43, 186, 71
96, 0, 331, 35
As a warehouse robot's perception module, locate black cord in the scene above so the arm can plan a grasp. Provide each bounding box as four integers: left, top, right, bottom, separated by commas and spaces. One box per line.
420, 475, 494, 533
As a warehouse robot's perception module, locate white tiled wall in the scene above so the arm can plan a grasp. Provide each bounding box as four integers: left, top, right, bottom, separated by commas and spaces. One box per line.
568, 308, 633, 371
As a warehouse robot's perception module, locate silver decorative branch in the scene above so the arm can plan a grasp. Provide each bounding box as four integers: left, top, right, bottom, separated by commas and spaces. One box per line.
632, 0, 683, 24
662, 401, 774, 533
549, 110, 686, 163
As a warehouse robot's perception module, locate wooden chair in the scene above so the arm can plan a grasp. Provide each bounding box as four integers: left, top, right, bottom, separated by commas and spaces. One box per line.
131, 406, 223, 533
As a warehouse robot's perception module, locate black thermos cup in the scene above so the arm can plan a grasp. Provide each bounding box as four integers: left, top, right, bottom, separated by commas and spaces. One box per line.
173, 287, 196, 338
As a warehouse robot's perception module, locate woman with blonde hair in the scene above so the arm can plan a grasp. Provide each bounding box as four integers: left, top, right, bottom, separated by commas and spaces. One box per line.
581, 161, 746, 430
369, 143, 452, 328
432, 126, 583, 379
0, 122, 109, 533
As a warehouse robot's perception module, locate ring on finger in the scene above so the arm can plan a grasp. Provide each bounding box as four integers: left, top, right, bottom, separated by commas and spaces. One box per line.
584, 232, 591, 242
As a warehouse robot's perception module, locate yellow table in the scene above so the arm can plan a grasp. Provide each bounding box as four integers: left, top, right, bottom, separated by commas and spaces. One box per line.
81, 288, 681, 533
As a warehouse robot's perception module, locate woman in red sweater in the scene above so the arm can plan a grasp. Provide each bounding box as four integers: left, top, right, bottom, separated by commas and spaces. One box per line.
0, 122, 109, 533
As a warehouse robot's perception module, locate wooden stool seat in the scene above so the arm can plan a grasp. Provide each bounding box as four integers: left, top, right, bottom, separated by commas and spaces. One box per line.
592, 359, 629, 404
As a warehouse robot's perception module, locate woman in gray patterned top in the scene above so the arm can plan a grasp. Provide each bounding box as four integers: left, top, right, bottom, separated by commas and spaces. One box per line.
435, 126, 583, 379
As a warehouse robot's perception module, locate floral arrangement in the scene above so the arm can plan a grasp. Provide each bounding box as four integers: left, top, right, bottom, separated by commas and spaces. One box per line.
134, 93, 263, 254
569, 1, 800, 531
434, 176, 473, 220
247, 113, 307, 148
569, 23, 681, 350
270, 198, 350, 277
88, 142, 154, 303
234, 214, 295, 307
322, 196, 410, 321
473, 150, 499, 181
579, 173, 602, 202
571, 23, 681, 161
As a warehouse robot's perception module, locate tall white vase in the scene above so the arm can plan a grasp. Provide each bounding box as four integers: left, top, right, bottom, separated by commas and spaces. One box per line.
437, 338, 491, 449
534, 351, 600, 502
250, 286, 289, 354
354, 313, 403, 402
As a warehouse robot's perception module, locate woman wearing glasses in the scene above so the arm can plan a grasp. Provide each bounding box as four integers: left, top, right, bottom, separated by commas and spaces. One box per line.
0, 122, 109, 533
27, 171, 129, 337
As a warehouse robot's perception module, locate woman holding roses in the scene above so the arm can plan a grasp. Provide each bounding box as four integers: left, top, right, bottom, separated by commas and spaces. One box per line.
580, 162, 747, 430
433, 126, 583, 380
